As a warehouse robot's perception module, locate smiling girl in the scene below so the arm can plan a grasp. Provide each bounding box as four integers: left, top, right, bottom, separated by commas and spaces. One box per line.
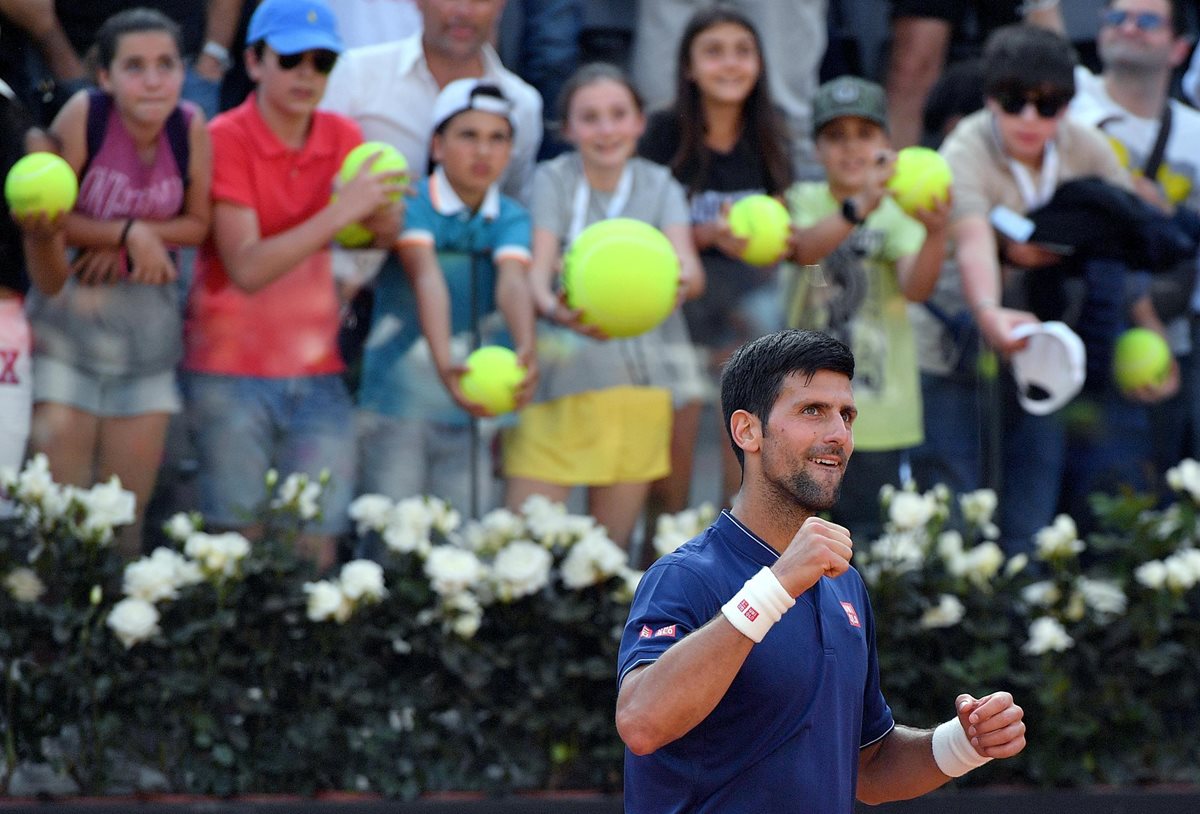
639, 7, 793, 517
25, 8, 212, 556
503, 63, 704, 548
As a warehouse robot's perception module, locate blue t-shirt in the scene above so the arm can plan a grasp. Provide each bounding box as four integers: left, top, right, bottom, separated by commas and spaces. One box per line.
618, 511, 895, 814
357, 170, 532, 426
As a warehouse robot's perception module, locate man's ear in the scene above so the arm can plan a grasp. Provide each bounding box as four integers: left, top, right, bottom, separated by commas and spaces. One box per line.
729, 409, 762, 456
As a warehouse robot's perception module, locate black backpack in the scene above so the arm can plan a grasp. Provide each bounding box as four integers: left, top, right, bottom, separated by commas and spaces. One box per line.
80, 89, 190, 186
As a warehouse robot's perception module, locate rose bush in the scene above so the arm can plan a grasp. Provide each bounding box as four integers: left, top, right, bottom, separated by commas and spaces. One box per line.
2, 457, 1200, 796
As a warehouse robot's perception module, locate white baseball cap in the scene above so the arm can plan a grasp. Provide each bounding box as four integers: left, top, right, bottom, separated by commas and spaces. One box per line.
430, 78, 516, 136
1009, 321, 1086, 415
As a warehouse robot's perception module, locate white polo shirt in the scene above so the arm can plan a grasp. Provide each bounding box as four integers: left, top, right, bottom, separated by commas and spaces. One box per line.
320, 33, 543, 205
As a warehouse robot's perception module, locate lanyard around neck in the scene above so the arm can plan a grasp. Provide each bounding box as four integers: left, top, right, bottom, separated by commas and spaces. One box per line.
568, 160, 633, 242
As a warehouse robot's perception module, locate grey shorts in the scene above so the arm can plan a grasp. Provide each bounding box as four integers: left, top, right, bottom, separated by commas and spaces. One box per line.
33, 356, 180, 417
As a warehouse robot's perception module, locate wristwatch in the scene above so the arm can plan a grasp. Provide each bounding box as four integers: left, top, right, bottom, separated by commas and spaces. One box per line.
840, 197, 864, 226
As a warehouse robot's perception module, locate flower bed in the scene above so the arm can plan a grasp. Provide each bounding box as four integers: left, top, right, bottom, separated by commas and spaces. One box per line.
1, 457, 1199, 797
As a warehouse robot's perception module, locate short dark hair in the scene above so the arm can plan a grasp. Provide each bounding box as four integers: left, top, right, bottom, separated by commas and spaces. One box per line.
982, 25, 1077, 100
720, 330, 855, 469
94, 8, 182, 71
1105, 0, 1185, 36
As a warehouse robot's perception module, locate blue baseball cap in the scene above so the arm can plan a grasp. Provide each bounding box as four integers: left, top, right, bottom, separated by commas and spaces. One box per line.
248, 0, 344, 55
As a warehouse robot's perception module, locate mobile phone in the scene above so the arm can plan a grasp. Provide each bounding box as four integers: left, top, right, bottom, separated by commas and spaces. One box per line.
989, 205, 1036, 243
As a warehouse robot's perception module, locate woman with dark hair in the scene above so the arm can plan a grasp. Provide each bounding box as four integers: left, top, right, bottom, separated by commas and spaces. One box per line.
639, 6, 793, 515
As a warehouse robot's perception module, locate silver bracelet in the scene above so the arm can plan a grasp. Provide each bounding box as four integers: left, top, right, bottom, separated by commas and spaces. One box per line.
201, 40, 232, 71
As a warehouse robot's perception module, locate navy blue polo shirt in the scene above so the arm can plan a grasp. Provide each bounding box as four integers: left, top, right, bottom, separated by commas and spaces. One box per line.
618, 511, 895, 814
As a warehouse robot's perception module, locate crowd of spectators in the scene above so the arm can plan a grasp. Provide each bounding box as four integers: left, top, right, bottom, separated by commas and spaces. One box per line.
1, 0, 1198, 568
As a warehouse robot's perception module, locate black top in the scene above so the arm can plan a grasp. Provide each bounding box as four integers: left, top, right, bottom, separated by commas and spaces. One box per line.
59, 1, 206, 60
0, 89, 33, 295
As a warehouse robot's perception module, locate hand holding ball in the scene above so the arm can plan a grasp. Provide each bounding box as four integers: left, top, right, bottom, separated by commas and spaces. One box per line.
886, 146, 952, 215
563, 218, 679, 338
5, 152, 77, 218
727, 194, 791, 266
459, 346, 526, 415
1113, 328, 1171, 392
334, 141, 409, 248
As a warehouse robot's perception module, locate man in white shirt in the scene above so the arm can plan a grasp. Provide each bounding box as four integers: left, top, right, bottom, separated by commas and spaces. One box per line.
1060, 0, 1200, 477
321, 0, 543, 203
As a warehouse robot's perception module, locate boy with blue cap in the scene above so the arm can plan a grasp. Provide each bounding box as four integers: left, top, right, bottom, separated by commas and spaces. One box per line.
183, 0, 405, 569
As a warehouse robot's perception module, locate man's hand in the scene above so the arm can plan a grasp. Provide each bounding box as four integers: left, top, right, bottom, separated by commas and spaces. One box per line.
954, 692, 1026, 759
771, 516, 853, 597
975, 304, 1039, 356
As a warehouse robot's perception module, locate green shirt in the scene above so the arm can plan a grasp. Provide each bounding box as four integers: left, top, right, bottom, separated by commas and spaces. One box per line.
784, 182, 926, 451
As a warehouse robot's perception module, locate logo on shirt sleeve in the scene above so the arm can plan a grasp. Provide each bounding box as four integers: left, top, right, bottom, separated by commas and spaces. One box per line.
840, 601, 861, 628
639, 624, 680, 639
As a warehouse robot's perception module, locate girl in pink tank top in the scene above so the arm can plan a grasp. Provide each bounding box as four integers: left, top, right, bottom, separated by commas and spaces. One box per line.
25, 8, 213, 558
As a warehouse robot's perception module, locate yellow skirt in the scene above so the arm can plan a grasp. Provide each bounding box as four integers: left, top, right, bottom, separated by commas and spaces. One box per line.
503, 386, 672, 485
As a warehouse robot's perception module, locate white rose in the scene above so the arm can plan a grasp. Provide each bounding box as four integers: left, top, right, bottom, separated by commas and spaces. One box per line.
959, 542, 1005, 586
560, 530, 627, 589
73, 477, 136, 543
920, 594, 965, 629
272, 473, 323, 520
424, 546, 484, 596
1166, 458, 1200, 502
1076, 577, 1127, 618
1163, 551, 1199, 592
443, 591, 483, 638
339, 559, 386, 603
1035, 514, 1084, 560
163, 512, 199, 542
1021, 580, 1061, 608
959, 488, 998, 525
348, 494, 395, 536
14, 453, 57, 505
888, 491, 935, 531
107, 597, 161, 648
427, 497, 461, 536
123, 550, 183, 603
491, 540, 552, 601
304, 580, 351, 622
867, 531, 926, 575
1135, 560, 1168, 591
613, 567, 643, 603
383, 498, 435, 555
185, 532, 251, 579
1004, 553, 1029, 578
1023, 616, 1073, 655
4, 567, 46, 603
936, 530, 964, 562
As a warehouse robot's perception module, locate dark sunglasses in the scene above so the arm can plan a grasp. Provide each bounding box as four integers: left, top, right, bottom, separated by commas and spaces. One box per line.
276, 49, 338, 74
993, 87, 1071, 118
1101, 9, 1168, 32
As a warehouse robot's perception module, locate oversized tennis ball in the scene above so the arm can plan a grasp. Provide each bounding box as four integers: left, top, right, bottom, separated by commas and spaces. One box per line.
334, 141, 408, 248
1113, 327, 1171, 392
727, 194, 791, 266
562, 218, 680, 339
4, 152, 78, 218
459, 345, 526, 414
886, 146, 952, 215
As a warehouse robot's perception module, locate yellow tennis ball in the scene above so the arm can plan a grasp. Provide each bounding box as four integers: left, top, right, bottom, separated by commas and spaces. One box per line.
334, 141, 409, 248
727, 194, 791, 266
4, 152, 78, 218
1113, 328, 1171, 392
886, 146, 952, 215
460, 345, 526, 414
563, 218, 680, 339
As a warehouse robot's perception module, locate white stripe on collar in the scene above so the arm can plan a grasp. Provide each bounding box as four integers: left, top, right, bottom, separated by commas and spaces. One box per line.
722, 510, 780, 561
429, 165, 502, 220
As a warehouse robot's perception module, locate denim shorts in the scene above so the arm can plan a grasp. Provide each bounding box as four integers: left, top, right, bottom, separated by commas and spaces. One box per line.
355, 410, 500, 516
184, 373, 355, 535
33, 355, 180, 417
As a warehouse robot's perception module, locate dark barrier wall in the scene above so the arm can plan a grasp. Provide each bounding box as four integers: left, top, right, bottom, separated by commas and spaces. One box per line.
1, 789, 1198, 813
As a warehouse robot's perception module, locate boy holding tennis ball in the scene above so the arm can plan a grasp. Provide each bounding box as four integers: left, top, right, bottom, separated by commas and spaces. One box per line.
781, 75, 951, 539
355, 78, 537, 516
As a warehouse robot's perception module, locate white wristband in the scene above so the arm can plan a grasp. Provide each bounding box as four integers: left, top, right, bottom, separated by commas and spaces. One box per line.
932, 718, 992, 778
721, 567, 796, 643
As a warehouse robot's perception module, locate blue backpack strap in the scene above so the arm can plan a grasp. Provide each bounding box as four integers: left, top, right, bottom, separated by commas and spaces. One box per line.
164, 104, 190, 187
80, 89, 111, 180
